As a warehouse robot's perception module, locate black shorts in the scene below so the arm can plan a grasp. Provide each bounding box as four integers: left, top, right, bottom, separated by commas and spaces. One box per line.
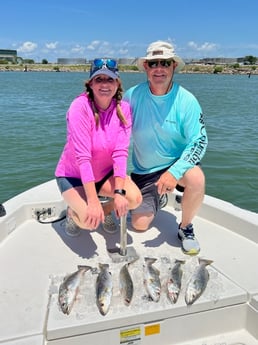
131, 167, 184, 216
56, 170, 113, 194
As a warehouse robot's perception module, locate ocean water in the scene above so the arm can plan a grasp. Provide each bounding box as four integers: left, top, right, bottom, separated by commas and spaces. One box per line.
0, 71, 257, 213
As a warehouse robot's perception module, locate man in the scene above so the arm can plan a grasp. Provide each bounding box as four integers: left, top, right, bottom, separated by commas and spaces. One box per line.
124, 41, 208, 255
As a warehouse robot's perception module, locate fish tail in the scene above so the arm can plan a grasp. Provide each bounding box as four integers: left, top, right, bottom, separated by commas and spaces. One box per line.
198, 258, 213, 266
144, 257, 157, 265
128, 257, 139, 266
77, 265, 92, 272
175, 259, 186, 265
99, 263, 109, 269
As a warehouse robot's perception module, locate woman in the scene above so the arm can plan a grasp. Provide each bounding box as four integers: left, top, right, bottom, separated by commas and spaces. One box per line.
55, 58, 142, 236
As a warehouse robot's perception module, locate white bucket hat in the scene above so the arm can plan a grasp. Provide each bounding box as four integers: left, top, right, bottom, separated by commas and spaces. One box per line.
137, 41, 185, 73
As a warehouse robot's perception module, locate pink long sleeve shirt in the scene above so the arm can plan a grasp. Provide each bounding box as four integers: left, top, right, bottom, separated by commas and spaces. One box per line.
55, 93, 132, 184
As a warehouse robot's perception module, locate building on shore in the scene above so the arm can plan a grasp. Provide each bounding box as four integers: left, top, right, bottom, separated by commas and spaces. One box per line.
117, 58, 137, 66
57, 58, 86, 65
0, 49, 17, 62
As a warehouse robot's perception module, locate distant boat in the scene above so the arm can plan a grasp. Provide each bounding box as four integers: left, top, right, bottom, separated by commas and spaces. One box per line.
1, 179, 258, 344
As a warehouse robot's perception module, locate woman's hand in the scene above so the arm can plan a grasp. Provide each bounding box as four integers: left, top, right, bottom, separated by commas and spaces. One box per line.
113, 194, 128, 218
84, 199, 104, 229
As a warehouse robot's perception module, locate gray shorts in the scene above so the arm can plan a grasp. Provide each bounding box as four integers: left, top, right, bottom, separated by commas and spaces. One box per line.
131, 167, 184, 216
56, 170, 113, 195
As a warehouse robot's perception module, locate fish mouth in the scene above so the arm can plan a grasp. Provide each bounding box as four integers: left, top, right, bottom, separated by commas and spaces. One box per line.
98, 303, 109, 316
60, 302, 70, 315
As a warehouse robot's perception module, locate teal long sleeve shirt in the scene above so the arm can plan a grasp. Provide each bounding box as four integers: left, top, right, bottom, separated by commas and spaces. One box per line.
123, 81, 208, 180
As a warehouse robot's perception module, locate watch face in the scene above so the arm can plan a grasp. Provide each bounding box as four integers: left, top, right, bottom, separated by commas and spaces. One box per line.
114, 189, 126, 196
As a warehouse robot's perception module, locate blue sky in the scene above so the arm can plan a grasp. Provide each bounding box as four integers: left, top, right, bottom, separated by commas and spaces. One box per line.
1, 0, 258, 62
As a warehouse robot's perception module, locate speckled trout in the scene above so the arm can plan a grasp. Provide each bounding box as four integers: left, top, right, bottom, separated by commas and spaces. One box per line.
119, 258, 138, 306
58, 265, 91, 315
143, 257, 161, 302
185, 258, 213, 305
167, 259, 185, 303
96, 263, 113, 315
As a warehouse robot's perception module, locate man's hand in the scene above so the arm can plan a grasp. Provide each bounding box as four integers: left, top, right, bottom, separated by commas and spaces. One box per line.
155, 171, 177, 195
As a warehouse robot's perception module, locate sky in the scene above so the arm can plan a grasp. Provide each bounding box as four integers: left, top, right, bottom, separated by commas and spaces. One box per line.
1, 0, 258, 63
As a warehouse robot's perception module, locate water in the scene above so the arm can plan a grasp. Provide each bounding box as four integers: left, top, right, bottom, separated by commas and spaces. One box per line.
0, 71, 257, 213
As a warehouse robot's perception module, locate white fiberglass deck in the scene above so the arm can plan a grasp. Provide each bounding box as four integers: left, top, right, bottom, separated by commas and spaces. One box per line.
0, 179, 258, 345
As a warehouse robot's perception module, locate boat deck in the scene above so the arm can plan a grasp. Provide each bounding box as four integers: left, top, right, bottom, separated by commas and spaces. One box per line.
1, 179, 258, 345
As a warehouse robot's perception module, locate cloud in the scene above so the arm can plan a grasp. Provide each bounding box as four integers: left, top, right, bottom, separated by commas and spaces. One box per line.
117, 41, 129, 55
187, 41, 218, 52
71, 45, 85, 54
17, 41, 37, 53
118, 48, 129, 55
87, 40, 101, 50
45, 42, 58, 49
84, 40, 118, 58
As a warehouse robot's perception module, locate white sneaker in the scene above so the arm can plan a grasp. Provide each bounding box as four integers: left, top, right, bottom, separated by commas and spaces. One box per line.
178, 223, 200, 255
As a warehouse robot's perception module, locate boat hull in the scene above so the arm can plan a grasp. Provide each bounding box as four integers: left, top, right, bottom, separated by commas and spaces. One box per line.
1, 179, 258, 344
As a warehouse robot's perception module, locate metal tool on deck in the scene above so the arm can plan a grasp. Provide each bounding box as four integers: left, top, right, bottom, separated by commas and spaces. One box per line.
108, 214, 138, 263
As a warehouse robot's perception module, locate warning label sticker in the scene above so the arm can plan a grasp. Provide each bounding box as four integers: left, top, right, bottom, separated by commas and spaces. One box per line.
120, 327, 141, 345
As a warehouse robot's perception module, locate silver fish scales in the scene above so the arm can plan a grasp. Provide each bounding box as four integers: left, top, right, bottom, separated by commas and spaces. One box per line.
143, 257, 161, 302
185, 258, 213, 305
167, 259, 185, 304
58, 265, 91, 315
119, 258, 138, 306
96, 263, 113, 315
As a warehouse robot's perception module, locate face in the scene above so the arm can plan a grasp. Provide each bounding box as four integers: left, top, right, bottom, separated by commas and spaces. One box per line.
90, 74, 118, 102
143, 59, 177, 88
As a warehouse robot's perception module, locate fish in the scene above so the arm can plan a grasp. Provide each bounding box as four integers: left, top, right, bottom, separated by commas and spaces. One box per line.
58, 265, 92, 315
119, 258, 138, 306
96, 263, 113, 315
143, 257, 161, 302
185, 258, 213, 305
167, 259, 185, 304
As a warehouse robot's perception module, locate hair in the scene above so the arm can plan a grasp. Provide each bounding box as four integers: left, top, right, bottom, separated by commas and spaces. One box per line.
85, 78, 127, 127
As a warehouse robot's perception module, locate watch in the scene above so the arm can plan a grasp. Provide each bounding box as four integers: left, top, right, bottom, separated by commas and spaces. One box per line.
114, 189, 126, 196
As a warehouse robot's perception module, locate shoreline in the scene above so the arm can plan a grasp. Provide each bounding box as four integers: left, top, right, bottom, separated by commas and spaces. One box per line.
0, 63, 257, 75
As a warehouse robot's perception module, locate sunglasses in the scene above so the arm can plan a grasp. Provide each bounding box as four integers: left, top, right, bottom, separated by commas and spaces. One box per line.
147, 60, 173, 68
93, 58, 118, 70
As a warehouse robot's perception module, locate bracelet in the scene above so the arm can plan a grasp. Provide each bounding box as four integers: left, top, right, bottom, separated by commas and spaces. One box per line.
114, 189, 126, 196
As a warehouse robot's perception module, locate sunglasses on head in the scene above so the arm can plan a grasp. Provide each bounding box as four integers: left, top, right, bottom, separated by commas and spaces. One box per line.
93, 58, 118, 70
147, 60, 173, 68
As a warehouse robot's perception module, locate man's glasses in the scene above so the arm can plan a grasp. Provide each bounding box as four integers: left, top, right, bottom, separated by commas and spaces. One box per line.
147, 60, 173, 68
93, 58, 118, 71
